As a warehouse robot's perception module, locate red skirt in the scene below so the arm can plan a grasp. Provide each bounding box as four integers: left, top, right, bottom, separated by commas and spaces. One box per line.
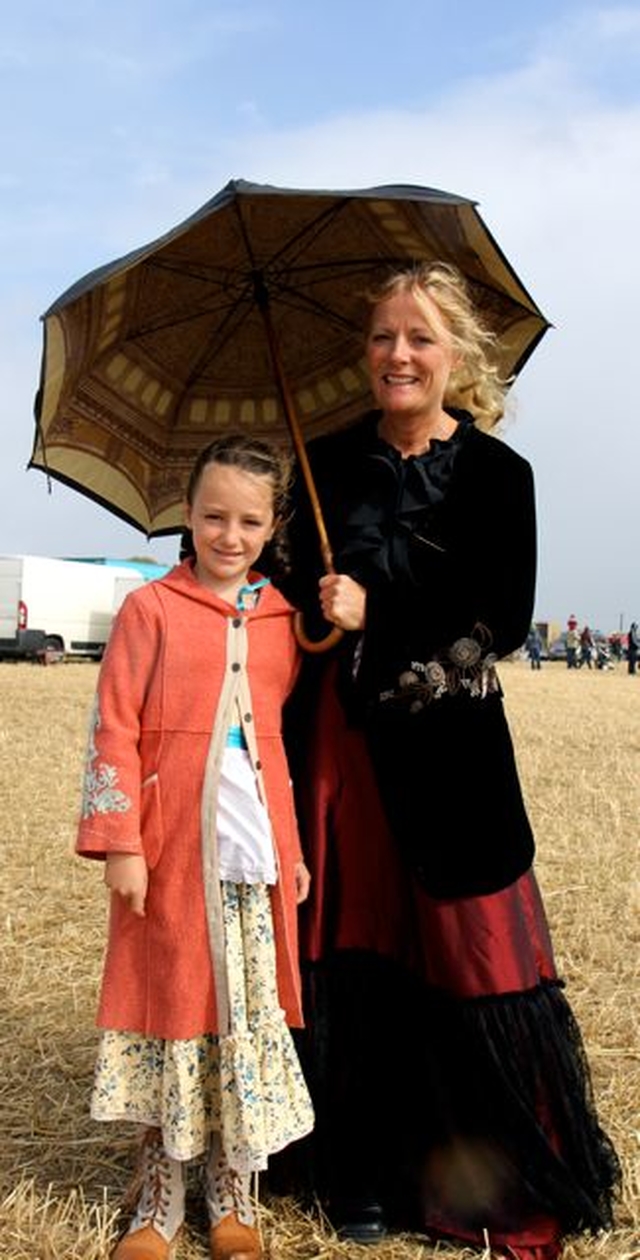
299, 659, 555, 997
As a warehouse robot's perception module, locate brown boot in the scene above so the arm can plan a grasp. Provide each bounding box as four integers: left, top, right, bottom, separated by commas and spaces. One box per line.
209, 1211, 262, 1260
112, 1223, 179, 1259
113, 1129, 184, 1259
204, 1135, 261, 1259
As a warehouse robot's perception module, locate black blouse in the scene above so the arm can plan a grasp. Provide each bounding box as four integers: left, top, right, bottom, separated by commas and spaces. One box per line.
336, 410, 471, 590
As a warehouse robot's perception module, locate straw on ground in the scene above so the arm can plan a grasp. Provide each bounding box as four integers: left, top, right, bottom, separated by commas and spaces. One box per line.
0, 661, 638, 1259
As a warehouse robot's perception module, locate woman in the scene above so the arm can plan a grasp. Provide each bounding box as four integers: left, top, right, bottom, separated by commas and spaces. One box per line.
282, 264, 619, 1258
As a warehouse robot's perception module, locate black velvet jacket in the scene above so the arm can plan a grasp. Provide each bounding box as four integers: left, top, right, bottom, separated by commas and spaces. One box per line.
286, 411, 537, 898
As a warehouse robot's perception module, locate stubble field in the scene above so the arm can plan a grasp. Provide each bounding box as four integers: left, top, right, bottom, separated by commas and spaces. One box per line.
0, 660, 638, 1259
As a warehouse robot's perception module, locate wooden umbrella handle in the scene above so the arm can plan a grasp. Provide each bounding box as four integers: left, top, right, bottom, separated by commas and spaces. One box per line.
291, 527, 345, 652
254, 282, 345, 654
293, 611, 344, 653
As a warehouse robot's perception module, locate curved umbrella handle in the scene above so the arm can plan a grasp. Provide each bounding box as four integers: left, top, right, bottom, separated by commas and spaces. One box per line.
294, 611, 344, 654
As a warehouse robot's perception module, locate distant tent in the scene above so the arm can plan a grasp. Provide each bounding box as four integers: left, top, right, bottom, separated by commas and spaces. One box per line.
63, 557, 171, 581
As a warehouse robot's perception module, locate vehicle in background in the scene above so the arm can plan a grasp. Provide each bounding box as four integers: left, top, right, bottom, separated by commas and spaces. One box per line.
548, 633, 568, 661
0, 555, 167, 661
531, 620, 561, 660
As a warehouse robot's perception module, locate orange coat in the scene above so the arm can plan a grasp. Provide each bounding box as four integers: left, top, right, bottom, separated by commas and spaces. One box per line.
76, 561, 304, 1039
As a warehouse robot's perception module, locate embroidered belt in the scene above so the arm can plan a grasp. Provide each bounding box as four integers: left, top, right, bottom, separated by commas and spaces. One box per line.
378, 625, 500, 711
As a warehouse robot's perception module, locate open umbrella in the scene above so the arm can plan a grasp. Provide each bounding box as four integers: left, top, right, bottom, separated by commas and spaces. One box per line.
32, 178, 549, 563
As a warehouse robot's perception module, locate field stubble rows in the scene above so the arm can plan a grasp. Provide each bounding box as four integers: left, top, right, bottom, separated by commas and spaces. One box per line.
0, 661, 638, 1259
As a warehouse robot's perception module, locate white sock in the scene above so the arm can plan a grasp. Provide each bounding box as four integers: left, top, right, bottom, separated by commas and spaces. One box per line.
128, 1128, 185, 1243
204, 1132, 255, 1227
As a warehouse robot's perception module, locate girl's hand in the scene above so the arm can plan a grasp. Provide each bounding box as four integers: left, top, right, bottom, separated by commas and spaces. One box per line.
105, 852, 148, 917
294, 860, 311, 905
319, 574, 366, 631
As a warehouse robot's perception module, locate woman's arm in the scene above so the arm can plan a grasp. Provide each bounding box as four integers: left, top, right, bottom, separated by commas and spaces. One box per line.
318, 573, 367, 631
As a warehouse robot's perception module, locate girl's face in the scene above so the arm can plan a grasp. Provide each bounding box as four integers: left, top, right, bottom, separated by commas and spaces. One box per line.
366, 289, 458, 422
185, 462, 275, 600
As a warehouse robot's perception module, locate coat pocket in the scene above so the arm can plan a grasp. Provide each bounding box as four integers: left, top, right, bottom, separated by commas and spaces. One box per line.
140, 773, 164, 870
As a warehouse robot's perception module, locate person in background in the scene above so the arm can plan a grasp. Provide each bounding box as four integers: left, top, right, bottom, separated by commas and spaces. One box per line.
627, 620, 640, 674
525, 624, 543, 669
595, 638, 613, 670
608, 632, 623, 663
76, 435, 313, 1260
283, 262, 620, 1260
579, 625, 595, 669
566, 615, 580, 668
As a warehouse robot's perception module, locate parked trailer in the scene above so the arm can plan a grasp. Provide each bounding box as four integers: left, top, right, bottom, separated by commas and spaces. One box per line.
0, 555, 149, 661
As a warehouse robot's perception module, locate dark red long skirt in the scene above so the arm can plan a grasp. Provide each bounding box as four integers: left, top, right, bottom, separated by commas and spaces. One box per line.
291, 664, 620, 1259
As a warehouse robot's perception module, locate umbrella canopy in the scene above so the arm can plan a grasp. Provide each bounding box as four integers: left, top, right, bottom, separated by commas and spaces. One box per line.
31, 179, 549, 538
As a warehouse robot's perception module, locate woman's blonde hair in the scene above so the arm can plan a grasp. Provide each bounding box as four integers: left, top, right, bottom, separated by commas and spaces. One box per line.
365, 262, 510, 430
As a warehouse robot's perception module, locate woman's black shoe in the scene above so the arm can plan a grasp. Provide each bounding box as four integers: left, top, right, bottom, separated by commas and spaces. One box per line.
332, 1197, 388, 1244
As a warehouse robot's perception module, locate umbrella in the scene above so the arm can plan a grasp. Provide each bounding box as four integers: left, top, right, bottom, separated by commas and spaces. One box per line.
32, 179, 549, 550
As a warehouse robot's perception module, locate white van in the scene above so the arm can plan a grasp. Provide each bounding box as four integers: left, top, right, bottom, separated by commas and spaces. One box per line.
0, 555, 148, 660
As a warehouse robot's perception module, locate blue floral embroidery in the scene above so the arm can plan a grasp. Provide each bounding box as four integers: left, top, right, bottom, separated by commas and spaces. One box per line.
81, 698, 132, 818
90, 883, 314, 1169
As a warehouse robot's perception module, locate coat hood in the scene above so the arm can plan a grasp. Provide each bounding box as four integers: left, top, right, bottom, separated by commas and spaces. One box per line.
157, 558, 296, 619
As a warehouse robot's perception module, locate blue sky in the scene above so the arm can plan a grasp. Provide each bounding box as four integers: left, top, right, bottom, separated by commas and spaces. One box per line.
2, 1, 639, 632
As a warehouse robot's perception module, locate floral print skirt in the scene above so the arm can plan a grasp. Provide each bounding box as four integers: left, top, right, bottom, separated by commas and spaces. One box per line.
90, 882, 314, 1171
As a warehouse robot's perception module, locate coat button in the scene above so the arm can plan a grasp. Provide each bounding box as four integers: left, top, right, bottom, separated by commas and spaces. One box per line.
232, 617, 242, 628
244, 712, 252, 722
255, 759, 262, 770
231, 662, 241, 672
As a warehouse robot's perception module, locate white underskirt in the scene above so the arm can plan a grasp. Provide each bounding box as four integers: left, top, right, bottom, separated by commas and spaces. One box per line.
217, 747, 277, 886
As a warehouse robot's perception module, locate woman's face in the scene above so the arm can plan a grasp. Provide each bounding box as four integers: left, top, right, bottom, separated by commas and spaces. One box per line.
366, 289, 458, 422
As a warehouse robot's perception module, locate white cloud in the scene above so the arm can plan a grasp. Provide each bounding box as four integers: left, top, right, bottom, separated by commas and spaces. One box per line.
592, 4, 640, 40
2, 3, 639, 628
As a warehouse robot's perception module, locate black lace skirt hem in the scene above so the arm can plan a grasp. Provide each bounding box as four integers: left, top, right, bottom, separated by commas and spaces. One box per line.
288, 955, 620, 1245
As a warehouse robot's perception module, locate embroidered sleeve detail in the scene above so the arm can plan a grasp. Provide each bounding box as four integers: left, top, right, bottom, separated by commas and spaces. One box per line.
379, 623, 500, 712
81, 698, 133, 818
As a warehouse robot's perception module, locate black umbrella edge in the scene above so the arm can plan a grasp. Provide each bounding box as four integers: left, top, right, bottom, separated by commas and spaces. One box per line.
41, 180, 477, 318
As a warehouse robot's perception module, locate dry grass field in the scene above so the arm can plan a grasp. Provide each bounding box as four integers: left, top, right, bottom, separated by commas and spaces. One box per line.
0, 660, 638, 1259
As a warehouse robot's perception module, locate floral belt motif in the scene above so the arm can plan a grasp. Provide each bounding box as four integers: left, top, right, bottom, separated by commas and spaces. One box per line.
378, 623, 499, 712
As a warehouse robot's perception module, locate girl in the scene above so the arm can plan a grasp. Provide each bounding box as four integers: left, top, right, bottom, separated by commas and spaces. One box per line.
77, 434, 313, 1260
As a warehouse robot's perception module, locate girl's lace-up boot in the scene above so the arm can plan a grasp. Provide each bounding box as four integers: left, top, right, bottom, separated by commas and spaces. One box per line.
112, 1128, 185, 1260
205, 1133, 262, 1260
